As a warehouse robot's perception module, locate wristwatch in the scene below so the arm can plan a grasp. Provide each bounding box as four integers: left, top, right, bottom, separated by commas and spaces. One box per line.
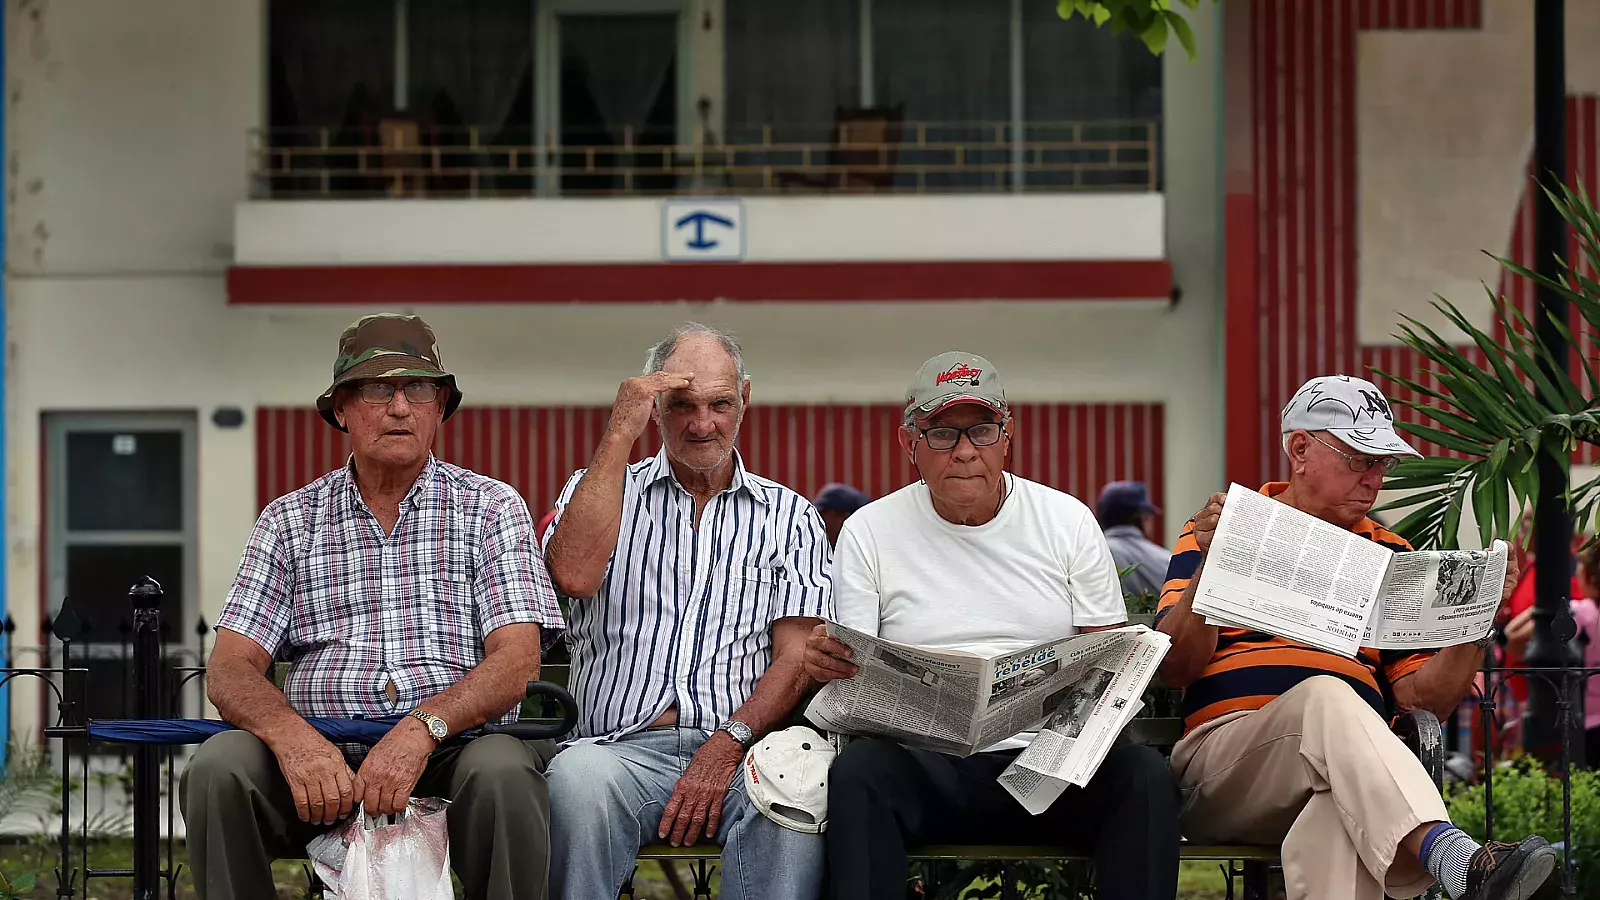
409, 709, 450, 743
716, 719, 756, 750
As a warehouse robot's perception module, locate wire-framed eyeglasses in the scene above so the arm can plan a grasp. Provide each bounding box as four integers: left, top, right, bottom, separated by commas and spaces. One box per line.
1308, 433, 1400, 475
915, 421, 1006, 452
356, 381, 441, 405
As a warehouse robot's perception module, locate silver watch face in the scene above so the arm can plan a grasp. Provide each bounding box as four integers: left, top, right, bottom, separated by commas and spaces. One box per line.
722, 721, 753, 746
428, 718, 448, 739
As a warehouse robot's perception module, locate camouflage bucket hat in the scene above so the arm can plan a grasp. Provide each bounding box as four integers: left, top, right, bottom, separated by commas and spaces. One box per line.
316, 314, 462, 431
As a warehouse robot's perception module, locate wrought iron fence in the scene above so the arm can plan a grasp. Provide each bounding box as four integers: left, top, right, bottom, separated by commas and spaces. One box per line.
248, 119, 1160, 199
15, 580, 1600, 899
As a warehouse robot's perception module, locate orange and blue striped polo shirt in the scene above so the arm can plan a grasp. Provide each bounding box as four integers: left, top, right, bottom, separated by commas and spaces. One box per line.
1155, 482, 1435, 735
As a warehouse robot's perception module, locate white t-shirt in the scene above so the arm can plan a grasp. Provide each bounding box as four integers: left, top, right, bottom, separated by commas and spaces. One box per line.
833, 474, 1127, 751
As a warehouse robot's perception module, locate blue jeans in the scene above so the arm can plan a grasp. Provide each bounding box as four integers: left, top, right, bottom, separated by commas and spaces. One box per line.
548, 727, 825, 900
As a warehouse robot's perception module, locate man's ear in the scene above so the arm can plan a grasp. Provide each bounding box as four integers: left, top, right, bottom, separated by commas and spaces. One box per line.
897, 425, 916, 463
741, 380, 752, 408
1284, 430, 1311, 474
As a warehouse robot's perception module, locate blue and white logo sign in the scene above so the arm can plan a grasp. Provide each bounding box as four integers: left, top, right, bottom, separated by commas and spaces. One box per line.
662, 199, 744, 261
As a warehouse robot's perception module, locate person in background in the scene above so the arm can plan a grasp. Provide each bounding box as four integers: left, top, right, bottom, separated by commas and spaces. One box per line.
1097, 480, 1171, 603
813, 482, 871, 546
1503, 540, 1600, 768
1499, 509, 1582, 706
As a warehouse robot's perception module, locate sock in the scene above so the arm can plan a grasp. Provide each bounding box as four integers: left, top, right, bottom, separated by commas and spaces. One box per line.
1420, 822, 1482, 899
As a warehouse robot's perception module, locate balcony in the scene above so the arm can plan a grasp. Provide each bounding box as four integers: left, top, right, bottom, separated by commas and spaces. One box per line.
251, 118, 1159, 199
237, 0, 1169, 303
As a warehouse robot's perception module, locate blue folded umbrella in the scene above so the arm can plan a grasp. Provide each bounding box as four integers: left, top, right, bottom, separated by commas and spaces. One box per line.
89, 717, 407, 746
87, 714, 571, 746
81, 682, 577, 745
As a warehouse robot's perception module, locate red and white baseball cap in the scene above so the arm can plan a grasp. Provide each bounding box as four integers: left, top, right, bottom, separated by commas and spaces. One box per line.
903, 351, 1007, 422
741, 726, 838, 834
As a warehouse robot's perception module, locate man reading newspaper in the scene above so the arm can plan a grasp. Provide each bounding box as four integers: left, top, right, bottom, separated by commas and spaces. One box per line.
1158, 375, 1554, 900
801, 352, 1180, 900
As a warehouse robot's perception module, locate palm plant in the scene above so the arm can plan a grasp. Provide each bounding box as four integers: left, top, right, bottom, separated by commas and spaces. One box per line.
1374, 180, 1600, 549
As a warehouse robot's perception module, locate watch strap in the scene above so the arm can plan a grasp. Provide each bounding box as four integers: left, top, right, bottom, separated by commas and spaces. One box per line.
717, 719, 755, 749
409, 709, 448, 742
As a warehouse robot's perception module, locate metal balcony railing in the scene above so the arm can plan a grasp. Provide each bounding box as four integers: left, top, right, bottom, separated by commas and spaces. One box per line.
248, 119, 1160, 199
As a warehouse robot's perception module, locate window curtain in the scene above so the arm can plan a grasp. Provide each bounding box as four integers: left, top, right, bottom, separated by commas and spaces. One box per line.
271, 0, 396, 131
872, 0, 1009, 189
559, 14, 679, 145
724, 0, 860, 145
408, 0, 534, 136
1024, 2, 1162, 188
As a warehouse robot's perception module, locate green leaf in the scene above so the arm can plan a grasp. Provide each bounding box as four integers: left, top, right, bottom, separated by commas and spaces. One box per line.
1472, 473, 1495, 547
1441, 481, 1466, 548
1393, 422, 1492, 456
1163, 9, 1198, 59
1140, 19, 1168, 53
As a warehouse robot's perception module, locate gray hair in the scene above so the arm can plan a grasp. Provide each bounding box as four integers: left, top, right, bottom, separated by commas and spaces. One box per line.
642, 322, 749, 384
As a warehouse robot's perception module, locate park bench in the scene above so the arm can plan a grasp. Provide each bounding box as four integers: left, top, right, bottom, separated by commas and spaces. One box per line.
528, 610, 1446, 900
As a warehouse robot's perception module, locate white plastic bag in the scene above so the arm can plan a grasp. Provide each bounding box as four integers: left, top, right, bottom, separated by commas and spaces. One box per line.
306, 798, 453, 900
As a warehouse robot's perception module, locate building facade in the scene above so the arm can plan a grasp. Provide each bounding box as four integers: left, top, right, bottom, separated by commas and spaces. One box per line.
14, 0, 1588, 737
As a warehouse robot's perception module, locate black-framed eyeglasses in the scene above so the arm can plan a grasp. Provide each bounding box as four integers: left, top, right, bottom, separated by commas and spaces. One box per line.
357, 381, 441, 405
915, 421, 1006, 452
1308, 433, 1400, 475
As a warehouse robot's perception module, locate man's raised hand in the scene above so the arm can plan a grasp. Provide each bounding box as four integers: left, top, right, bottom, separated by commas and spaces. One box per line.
606, 372, 693, 444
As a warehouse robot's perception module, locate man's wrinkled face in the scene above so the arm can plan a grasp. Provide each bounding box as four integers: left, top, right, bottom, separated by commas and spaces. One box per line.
334, 377, 446, 471
901, 404, 1010, 509
1289, 430, 1390, 528
654, 337, 749, 473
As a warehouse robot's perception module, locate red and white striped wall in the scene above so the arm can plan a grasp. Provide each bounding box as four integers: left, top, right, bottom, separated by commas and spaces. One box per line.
257, 403, 1166, 530
1223, 0, 1600, 483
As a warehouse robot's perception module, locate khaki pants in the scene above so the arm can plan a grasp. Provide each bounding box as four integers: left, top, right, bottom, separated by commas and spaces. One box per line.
1171, 676, 1450, 900
180, 729, 557, 900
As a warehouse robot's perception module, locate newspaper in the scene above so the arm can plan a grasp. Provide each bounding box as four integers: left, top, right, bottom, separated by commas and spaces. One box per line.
1193, 483, 1508, 657
803, 623, 1170, 813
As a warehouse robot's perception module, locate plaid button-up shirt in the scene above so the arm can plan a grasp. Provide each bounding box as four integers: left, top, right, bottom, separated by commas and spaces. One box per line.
218, 455, 564, 728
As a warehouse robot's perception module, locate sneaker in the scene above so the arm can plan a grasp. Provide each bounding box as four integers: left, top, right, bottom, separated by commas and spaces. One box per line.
1459, 837, 1558, 900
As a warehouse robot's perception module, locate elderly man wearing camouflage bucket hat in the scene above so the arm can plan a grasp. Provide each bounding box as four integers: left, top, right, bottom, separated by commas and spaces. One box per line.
181, 314, 567, 900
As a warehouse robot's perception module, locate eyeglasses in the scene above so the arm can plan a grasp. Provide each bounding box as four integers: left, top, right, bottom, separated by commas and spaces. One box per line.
916, 421, 1005, 452
1308, 433, 1400, 475
356, 381, 441, 405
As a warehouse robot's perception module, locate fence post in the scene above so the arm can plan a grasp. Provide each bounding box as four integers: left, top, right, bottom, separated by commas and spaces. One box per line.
129, 577, 162, 900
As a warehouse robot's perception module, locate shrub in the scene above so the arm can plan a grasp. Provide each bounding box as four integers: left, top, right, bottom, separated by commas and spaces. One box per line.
1444, 755, 1600, 896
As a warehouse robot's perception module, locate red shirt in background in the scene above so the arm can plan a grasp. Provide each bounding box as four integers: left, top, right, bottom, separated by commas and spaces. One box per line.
1503, 560, 1584, 702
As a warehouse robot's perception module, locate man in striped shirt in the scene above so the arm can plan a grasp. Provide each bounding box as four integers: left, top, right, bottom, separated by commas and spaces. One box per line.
543, 323, 832, 900
1158, 375, 1553, 900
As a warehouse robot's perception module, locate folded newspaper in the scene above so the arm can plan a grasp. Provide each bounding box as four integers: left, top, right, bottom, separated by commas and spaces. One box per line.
1193, 483, 1508, 658
803, 623, 1170, 814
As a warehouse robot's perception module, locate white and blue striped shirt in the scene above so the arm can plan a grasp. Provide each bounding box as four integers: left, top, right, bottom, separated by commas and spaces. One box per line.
544, 449, 833, 743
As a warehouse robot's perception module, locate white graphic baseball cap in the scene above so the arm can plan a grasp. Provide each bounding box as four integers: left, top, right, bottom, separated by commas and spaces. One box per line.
741, 726, 837, 834
1280, 374, 1422, 457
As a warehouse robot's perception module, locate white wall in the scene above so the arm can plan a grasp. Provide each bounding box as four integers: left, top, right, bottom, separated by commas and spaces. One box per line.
235, 194, 1166, 265
3, 0, 1225, 735
1358, 0, 1600, 345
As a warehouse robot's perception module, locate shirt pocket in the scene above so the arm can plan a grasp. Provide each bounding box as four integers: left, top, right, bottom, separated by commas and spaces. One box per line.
425, 576, 482, 663
729, 565, 779, 625
286, 586, 351, 651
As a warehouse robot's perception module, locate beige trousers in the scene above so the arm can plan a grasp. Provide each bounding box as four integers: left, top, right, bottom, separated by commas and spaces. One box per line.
1171, 676, 1451, 900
